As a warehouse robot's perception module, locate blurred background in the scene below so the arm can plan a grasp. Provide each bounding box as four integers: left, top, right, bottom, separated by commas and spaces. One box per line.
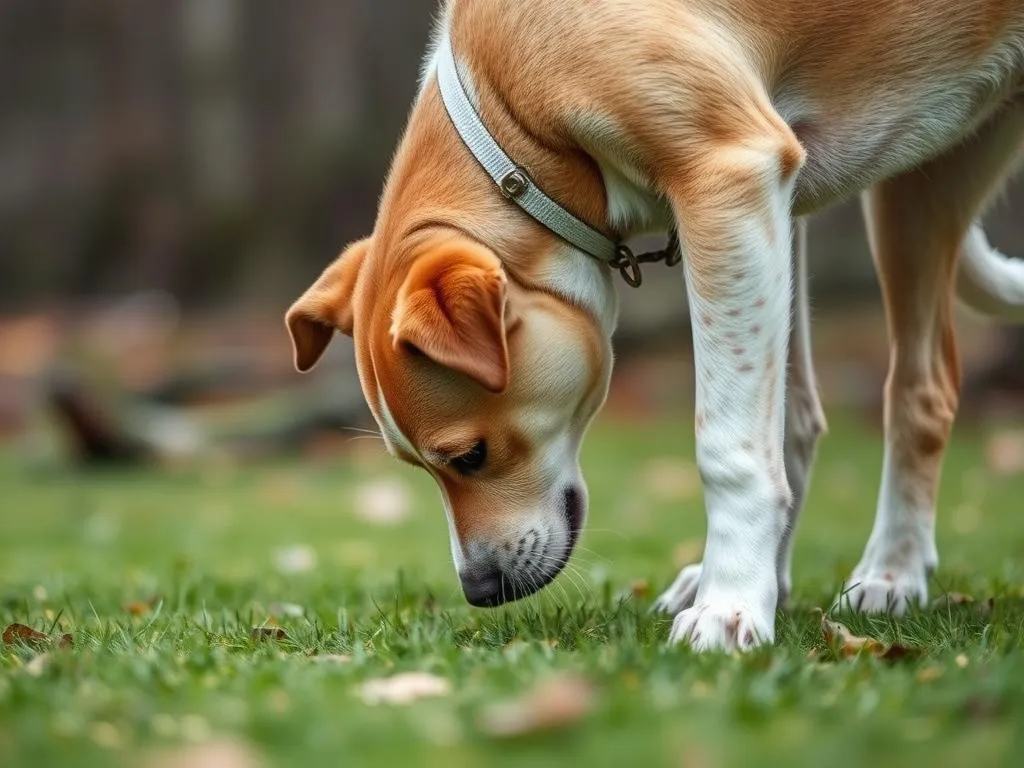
1, 0, 1022, 469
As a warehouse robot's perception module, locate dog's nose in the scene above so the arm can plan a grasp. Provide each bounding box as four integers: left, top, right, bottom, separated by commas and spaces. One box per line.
459, 566, 506, 607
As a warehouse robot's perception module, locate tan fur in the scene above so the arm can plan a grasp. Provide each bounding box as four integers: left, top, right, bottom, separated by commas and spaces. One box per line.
285, 0, 1024, 627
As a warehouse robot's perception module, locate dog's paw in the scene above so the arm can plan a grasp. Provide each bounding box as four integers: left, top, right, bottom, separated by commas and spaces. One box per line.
652, 563, 702, 615
668, 601, 774, 652
832, 570, 927, 615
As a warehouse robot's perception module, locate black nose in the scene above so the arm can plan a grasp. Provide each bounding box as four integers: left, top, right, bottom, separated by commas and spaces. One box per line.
459, 567, 506, 607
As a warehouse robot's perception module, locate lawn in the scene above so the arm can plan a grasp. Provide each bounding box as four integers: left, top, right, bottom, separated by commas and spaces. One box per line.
2, 411, 1024, 767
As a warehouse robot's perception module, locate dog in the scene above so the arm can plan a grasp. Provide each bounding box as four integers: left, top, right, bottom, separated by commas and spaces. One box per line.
285, 0, 1024, 651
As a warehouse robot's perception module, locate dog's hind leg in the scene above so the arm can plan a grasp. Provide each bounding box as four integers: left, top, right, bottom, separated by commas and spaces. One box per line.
836, 103, 1024, 614
777, 217, 827, 606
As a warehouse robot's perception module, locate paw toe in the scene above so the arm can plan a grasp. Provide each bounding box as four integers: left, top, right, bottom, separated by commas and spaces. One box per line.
653, 563, 702, 615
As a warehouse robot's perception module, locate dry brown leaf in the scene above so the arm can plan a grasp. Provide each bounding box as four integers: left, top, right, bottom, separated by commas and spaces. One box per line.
250, 627, 288, 641
477, 673, 596, 738
124, 596, 160, 616
353, 477, 412, 526
630, 579, 651, 599
3, 623, 52, 648
985, 430, 1024, 476
145, 738, 264, 768
358, 672, 451, 705
818, 611, 920, 661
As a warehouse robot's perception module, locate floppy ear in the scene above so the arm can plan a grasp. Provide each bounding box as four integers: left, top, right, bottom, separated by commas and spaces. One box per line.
285, 238, 370, 372
391, 241, 510, 393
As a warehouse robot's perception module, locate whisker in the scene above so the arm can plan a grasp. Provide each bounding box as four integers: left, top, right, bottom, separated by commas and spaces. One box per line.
342, 426, 383, 437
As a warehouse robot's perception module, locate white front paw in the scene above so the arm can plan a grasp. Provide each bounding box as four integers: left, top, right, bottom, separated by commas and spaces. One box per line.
653, 563, 702, 615
668, 601, 774, 652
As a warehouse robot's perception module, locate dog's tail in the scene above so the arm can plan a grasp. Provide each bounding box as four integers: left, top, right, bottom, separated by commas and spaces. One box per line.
957, 226, 1024, 323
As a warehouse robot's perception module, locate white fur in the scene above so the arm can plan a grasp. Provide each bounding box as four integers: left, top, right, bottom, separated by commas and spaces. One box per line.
652, 218, 826, 617
411, 2, 1024, 652
572, 113, 674, 234
664, 154, 798, 651
835, 451, 938, 613
958, 225, 1024, 321
376, 384, 467, 572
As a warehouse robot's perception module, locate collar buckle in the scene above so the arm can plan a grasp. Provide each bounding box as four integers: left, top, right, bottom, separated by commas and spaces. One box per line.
499, 169, 530, 199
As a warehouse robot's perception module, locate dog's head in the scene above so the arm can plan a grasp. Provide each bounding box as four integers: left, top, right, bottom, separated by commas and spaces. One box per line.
286, 227, 613, 606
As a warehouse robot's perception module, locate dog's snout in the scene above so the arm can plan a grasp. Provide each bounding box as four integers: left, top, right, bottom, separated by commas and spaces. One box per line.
459, 566, 506, 607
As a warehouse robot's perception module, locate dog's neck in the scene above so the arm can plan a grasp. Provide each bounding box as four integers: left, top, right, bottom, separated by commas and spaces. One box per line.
374, 62, 621, 337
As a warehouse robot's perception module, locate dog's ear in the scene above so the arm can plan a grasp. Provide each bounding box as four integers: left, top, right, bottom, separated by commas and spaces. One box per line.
286, 238, 370, 372
391, 240, 510, 393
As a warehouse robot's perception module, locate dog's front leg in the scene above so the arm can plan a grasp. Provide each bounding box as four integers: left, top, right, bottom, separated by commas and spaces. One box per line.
664, 138, 804, 652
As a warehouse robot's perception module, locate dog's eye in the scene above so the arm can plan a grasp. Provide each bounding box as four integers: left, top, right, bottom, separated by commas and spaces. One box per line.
451, 440, 487, 475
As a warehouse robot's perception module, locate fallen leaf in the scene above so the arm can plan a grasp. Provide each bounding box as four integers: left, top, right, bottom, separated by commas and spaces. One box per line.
145, 738, 263, 768
358, 672, 451, 705
639, 458, 700, 503
985, 430, 1024, 476
477, 673, 596, 738
3, 623, 51, 648
250, 627, 288, 641
353, 476, 412, 526
818, 610, 920, 661
272, 544, 317, 574
124, 596, 160, 616
629, 579, 651, 599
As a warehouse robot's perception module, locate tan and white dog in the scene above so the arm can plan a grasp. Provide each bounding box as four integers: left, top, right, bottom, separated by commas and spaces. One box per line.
286, 0, 1024, 652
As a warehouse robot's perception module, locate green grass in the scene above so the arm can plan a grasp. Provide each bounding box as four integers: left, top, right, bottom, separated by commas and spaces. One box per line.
2, 412, 1024, 767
